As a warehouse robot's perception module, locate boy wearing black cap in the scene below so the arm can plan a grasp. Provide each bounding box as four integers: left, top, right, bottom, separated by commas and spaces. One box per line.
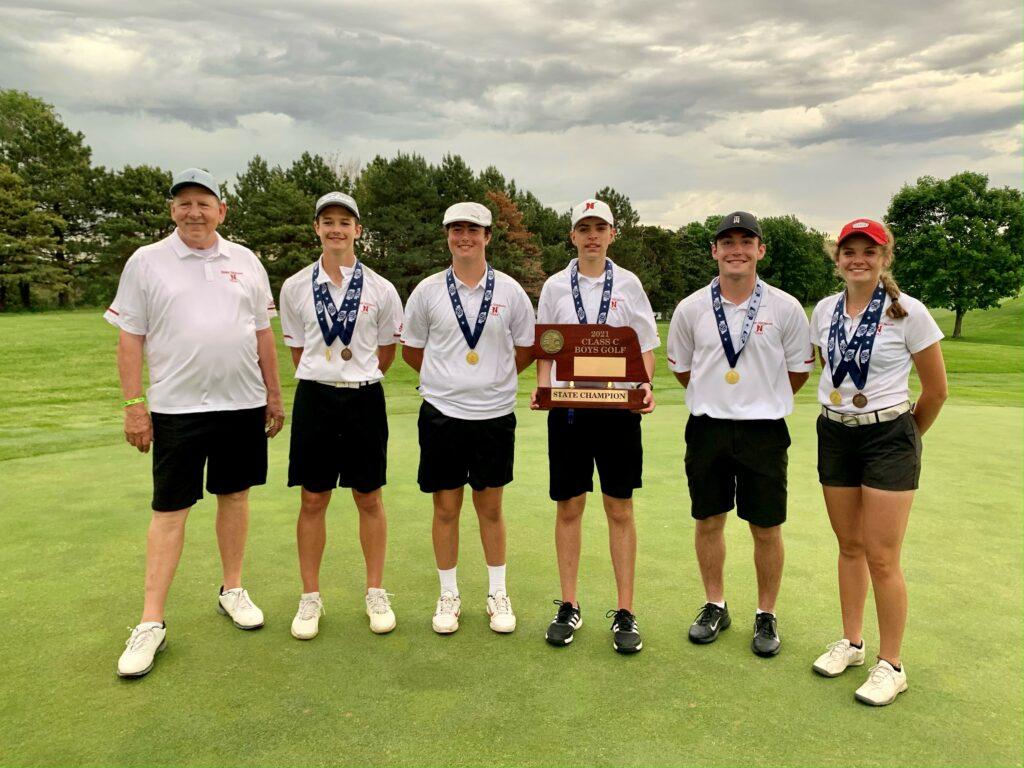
667, 211, 813, 657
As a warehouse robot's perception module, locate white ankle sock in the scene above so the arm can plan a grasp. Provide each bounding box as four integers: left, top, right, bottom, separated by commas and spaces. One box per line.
487, 564, 507, 595
438, 567, 458, 597
301, 591, 320, 600
709, 600, 726, 609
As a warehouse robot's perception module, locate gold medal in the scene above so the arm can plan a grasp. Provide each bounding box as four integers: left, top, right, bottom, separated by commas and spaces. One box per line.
852, 392, 868, 408
340, 347, 353, 361
466, 350, 479, 365
325, 348, 331, 361
829, 390, 842, 406
725, 369, 739, 385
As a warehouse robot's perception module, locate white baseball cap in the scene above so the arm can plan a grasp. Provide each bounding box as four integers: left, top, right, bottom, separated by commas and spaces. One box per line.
443, 202, 492, 227
315, 191, 360, 220
571, 199, 615, 228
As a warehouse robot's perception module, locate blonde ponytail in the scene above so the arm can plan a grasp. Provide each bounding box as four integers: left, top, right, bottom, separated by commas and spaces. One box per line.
880, 271, 907, 319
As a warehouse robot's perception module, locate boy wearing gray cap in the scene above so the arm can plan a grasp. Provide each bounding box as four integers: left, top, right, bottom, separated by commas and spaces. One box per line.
401, 202, 536, 635
279, 192, 405, 640
108, 168, 284, 678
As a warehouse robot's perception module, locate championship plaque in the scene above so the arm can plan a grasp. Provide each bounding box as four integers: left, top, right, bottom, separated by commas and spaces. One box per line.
533, 324, 649, 410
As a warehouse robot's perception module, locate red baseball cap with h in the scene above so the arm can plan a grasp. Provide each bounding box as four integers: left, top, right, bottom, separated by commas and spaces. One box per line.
838, 218, 888, 245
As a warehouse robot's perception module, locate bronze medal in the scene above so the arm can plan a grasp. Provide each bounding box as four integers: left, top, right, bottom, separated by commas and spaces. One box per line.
340, 347, 353, 361
829, 390, 842, 406
852, 392, 868, 408
466, 350, 479, 365
725, 369, 740, 385
325, 348, 331, 361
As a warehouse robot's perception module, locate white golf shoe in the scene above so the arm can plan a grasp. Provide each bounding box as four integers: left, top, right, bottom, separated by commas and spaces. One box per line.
365, 589, 396, 634
855, 660, 908, 706
117, 622, 167, 678
217, 587, 265, 629
432, 590, 461, 634
486, 590, 516, 633
812, 639, 866, 677
291, 593, 324, 640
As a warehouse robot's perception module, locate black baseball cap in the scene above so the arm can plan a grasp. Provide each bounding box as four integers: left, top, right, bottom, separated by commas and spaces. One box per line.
715, 211, 762, 239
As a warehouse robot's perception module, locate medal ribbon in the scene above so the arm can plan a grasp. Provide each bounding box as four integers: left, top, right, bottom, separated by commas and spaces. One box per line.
827, 282, 887, 390
446, 265, 495, 351
710, 277, 764, 369
312, 260, 364, 347
569, 258, 614, 324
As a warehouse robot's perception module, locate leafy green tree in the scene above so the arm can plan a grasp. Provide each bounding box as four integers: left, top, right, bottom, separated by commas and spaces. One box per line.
759, 215, 835, 303
674, 218, 721, 302
84, 165, 173, 305
354, 152, 445, 298
595, 186, 640, 229
222, 156, 319, 297
0, 90, 95, 306
0, 164, 63, 309
886, 172, 1024, 337
285, 151, 342, 198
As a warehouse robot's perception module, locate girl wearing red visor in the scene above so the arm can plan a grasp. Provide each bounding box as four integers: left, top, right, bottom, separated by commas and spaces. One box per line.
808, 218, 948, 706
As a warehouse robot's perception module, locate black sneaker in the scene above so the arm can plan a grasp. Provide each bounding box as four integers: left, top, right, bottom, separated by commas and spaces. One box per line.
545, 600, 582, 646
606, 608, 643, 654
688, 602, 731, 644
751, 612, 781, 657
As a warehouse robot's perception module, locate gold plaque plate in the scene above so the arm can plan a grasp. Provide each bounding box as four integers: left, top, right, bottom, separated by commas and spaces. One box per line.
550, 389, 631, 405
574, 356, 626, 378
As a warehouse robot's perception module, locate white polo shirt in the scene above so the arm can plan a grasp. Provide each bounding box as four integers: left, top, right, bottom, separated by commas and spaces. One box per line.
103, 229, 276, 414
667, 279, 814, 420
810, 291, 943, 413
279, 258, 403, 384
537, 258, 660, 388
402, 267, 535, 420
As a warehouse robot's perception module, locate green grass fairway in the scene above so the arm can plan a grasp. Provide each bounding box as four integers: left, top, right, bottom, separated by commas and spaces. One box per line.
1, 302, 1021, 767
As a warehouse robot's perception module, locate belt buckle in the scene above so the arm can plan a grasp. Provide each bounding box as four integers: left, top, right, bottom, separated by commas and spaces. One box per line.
841, 413, 860, 427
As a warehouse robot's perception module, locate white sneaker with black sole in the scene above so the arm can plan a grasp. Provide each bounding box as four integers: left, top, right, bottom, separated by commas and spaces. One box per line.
812, 638, 866, 677
117, 622, 167, 678
855, 660, 908, 706
217, 586, 264, 629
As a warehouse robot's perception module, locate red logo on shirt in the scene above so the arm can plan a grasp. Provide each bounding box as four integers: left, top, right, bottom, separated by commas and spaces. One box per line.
221, 270, 243, 282
491, 303, 505, 316
361, 303, 374, 313
755, 321, 773, 334
610, 299, 618, 310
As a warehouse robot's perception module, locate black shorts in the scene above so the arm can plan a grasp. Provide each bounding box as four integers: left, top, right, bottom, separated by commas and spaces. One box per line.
817, 411, 922, 491
683, 414, 790, 528
547, 408, 642, 501
151, 407, 267, 512
417, 401, 515, 493
288, 380, 388, 494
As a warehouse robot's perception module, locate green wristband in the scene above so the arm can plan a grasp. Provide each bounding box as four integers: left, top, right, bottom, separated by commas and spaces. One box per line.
122, 396, 146, 408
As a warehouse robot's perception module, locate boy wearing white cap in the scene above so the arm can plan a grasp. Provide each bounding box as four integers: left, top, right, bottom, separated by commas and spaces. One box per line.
278, 192, 404, 640
108, 168, 284, 678
532, 198, 659, 654
401, 202, 535, 635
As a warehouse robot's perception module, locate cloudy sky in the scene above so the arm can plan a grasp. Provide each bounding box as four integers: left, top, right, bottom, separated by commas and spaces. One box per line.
1, 1, 1020, 233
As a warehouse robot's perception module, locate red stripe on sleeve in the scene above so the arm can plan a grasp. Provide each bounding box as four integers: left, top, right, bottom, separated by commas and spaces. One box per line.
106, 307, 120, 316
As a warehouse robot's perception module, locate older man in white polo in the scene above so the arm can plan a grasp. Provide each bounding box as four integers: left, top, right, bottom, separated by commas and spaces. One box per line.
107, 168, 284, 678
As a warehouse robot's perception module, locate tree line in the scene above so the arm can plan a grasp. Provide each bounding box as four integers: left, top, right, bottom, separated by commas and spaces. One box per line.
1, 89, 1020, 336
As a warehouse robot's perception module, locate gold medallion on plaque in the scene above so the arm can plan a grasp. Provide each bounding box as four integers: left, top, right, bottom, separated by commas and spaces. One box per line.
829, 390, 842, 406
539, 329, 565, 355
466, 350, 479, 365
725, 369, 740, 385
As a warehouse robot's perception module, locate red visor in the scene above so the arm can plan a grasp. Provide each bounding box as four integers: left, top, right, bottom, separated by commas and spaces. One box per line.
838, 218, 887, 245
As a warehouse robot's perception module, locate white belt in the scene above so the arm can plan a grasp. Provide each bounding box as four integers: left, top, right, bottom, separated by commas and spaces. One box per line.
821, 401, 911, 427
314, 380, 378, 389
